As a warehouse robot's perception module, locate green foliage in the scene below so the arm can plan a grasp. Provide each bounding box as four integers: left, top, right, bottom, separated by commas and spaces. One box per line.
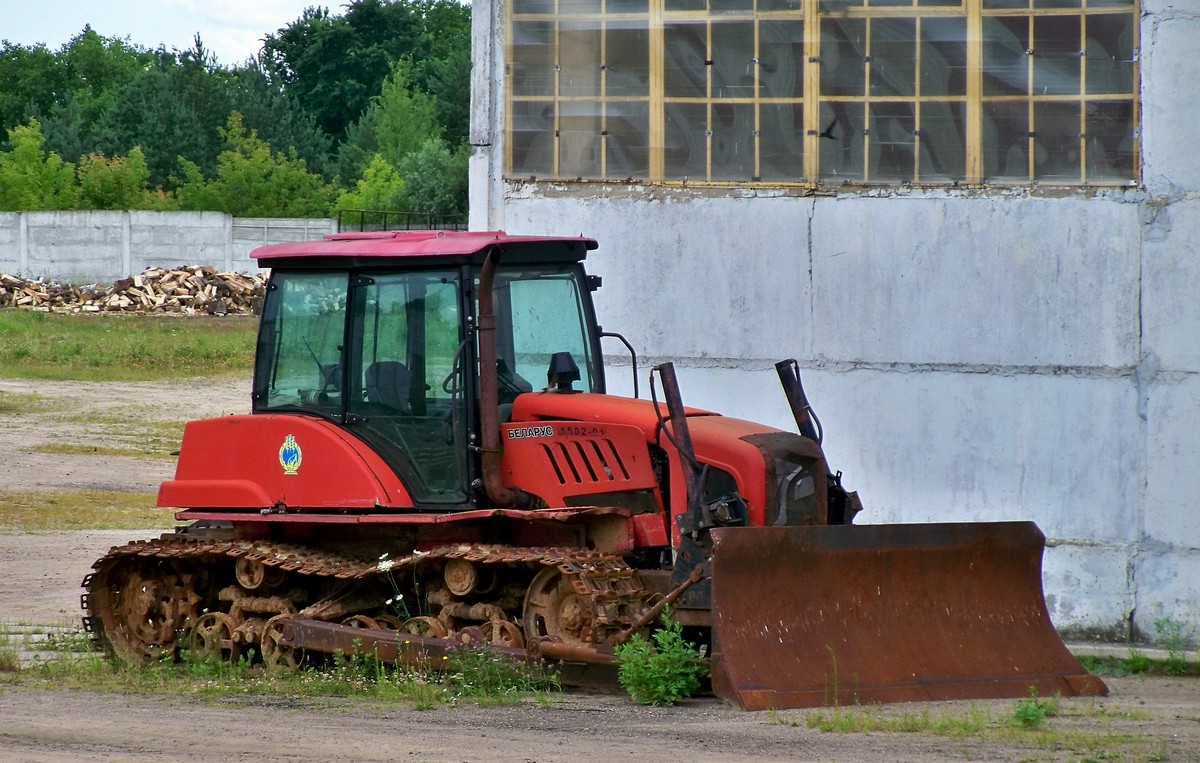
373, 63, 443, 166
0, 0, 471, 215
1013, 686, 1059, 729
614, 615, 708, 706
77, 147, 175, 210
176, 113, 334, 217
1153, 617, 1191, 676
398, 138, 469, 215
0, 628, 20, 672
334, 153, 407, 216
1127, 648, 1152, 674
0, 119, 80, 210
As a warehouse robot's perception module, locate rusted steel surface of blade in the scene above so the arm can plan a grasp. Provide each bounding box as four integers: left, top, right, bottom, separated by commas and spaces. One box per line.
708, 521, 1107, 710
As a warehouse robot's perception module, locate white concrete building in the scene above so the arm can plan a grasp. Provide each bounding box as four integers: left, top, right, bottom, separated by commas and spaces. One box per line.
469, 0, 1199, 644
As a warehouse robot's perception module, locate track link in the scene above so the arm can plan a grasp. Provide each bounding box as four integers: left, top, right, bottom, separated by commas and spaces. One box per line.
81, 535, 648, 664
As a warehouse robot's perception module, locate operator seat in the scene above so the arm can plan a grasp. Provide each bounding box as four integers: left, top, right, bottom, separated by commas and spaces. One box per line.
364, 361, 412, 414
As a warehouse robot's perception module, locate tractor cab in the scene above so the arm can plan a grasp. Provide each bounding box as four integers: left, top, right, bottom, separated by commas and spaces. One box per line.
250, 231, 604, 506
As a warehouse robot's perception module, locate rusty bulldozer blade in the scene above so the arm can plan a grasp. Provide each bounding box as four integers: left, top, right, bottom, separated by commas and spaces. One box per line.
708, 521, 1107, 710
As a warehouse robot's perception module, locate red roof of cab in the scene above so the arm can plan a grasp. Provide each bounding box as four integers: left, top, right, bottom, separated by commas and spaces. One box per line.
251, 230, 598, 261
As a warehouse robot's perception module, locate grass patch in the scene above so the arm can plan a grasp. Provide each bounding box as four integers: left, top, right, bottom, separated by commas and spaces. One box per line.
0, 391, 63, 415
0, 310, 257, 381
0, 490, 171, 532
799, 691, 1167, 762
30, 443, 178, 460
24, 415, 185, 460
4, 640, 560, 711
1077, 652, 1200, 678
0, 629, 19, 672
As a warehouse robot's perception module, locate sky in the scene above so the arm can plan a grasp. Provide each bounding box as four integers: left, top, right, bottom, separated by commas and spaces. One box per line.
1, 0, 337, 67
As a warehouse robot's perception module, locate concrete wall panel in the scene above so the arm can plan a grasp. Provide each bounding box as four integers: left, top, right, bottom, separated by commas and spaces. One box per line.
1144, 376, 1200, 549
1142, 198, 1200, 372
0, 212, 332, 283
504, 193, 814, 362
1044, 544, 1135, 638
1141, 4, 1200, 193
1135, 550, 1200, 638
810, 196, 1141, 369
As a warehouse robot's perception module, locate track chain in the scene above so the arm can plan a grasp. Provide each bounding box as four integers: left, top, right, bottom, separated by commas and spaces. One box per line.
82, 536, 647, 644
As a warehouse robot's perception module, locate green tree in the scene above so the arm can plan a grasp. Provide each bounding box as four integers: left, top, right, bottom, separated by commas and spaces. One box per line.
0, 42, 68, 144
397, 138, 468, 215
333, 153, 407, 216
229, 61, 334, 181
0, 118, 80, 210
176, 112, 334, 217
334, 61, 444, 190
262, 1, 420, 141
94, 40, 235, 189
77, 146, 174, 210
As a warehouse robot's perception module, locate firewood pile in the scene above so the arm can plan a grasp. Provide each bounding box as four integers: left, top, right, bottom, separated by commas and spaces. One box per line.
0, 267, 265, 315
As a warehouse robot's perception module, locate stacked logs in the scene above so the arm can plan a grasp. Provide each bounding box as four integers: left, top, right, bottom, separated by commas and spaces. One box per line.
0, 267, 265, 315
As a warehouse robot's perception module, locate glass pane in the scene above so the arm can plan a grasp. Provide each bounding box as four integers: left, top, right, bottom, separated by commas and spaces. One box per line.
917, 0, 964, 6
869, 0, 912, 6
608, 0, 649, 11
759, 21, 805, 98
818, 101, 866, 181
511, 22, 555, 97
558, 101, 603, 177
1033, 15, 1081, 96
1089, 0, 1135, 6
712, 21, 756, 99
1033, 0, 1079, 7
760, 0, 801, 10
560, 23, 603, 97
607, 20, 650, 97
1085, 100, 1136, 182
560, 0, 602, 14
665, 0, 706, 10
869, 102, 916, 181
512, 0, 554, 14
606, 101, 651, 178
921, 17, 967, 97
712, 0, 753, 13
665, 22, 708, 99
759, 102, 804, 181
918, 101, 966, 180
870, 17, 916, 97
350, 273, 466, 502
1085, 13, 1136, 95
983, 0, 1028, 7
510, 101, 555, 176
256, 272, 347, 412
664, 103, 708, 178
982, 16, 1029, 96
503, 269, 597, 393
982, 101, 1030, 179
1033, 100, 1081, 181
821, 18, 866, 97
710, 103, 756, 180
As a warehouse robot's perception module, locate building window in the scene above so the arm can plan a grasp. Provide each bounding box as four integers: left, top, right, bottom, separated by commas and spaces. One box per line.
505, 0, 1139, 186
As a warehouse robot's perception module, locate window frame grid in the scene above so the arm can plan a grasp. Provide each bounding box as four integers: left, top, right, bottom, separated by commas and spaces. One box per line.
504, 0, 1140, 187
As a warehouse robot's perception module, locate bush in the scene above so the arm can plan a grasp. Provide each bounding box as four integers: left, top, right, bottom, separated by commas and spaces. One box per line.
614, 615, 708, 706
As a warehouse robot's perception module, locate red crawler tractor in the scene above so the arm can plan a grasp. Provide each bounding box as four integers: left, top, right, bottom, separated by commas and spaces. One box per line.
83, 230, 1105, 709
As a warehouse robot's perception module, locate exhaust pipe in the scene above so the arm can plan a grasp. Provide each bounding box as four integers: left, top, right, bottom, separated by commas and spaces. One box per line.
477, 248, 529, 508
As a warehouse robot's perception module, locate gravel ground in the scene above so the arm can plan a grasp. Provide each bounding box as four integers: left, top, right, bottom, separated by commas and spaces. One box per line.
1, 376, 1197, 762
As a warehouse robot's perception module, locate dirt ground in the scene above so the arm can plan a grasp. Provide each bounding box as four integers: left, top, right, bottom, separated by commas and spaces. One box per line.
1, 377, 1198, 763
